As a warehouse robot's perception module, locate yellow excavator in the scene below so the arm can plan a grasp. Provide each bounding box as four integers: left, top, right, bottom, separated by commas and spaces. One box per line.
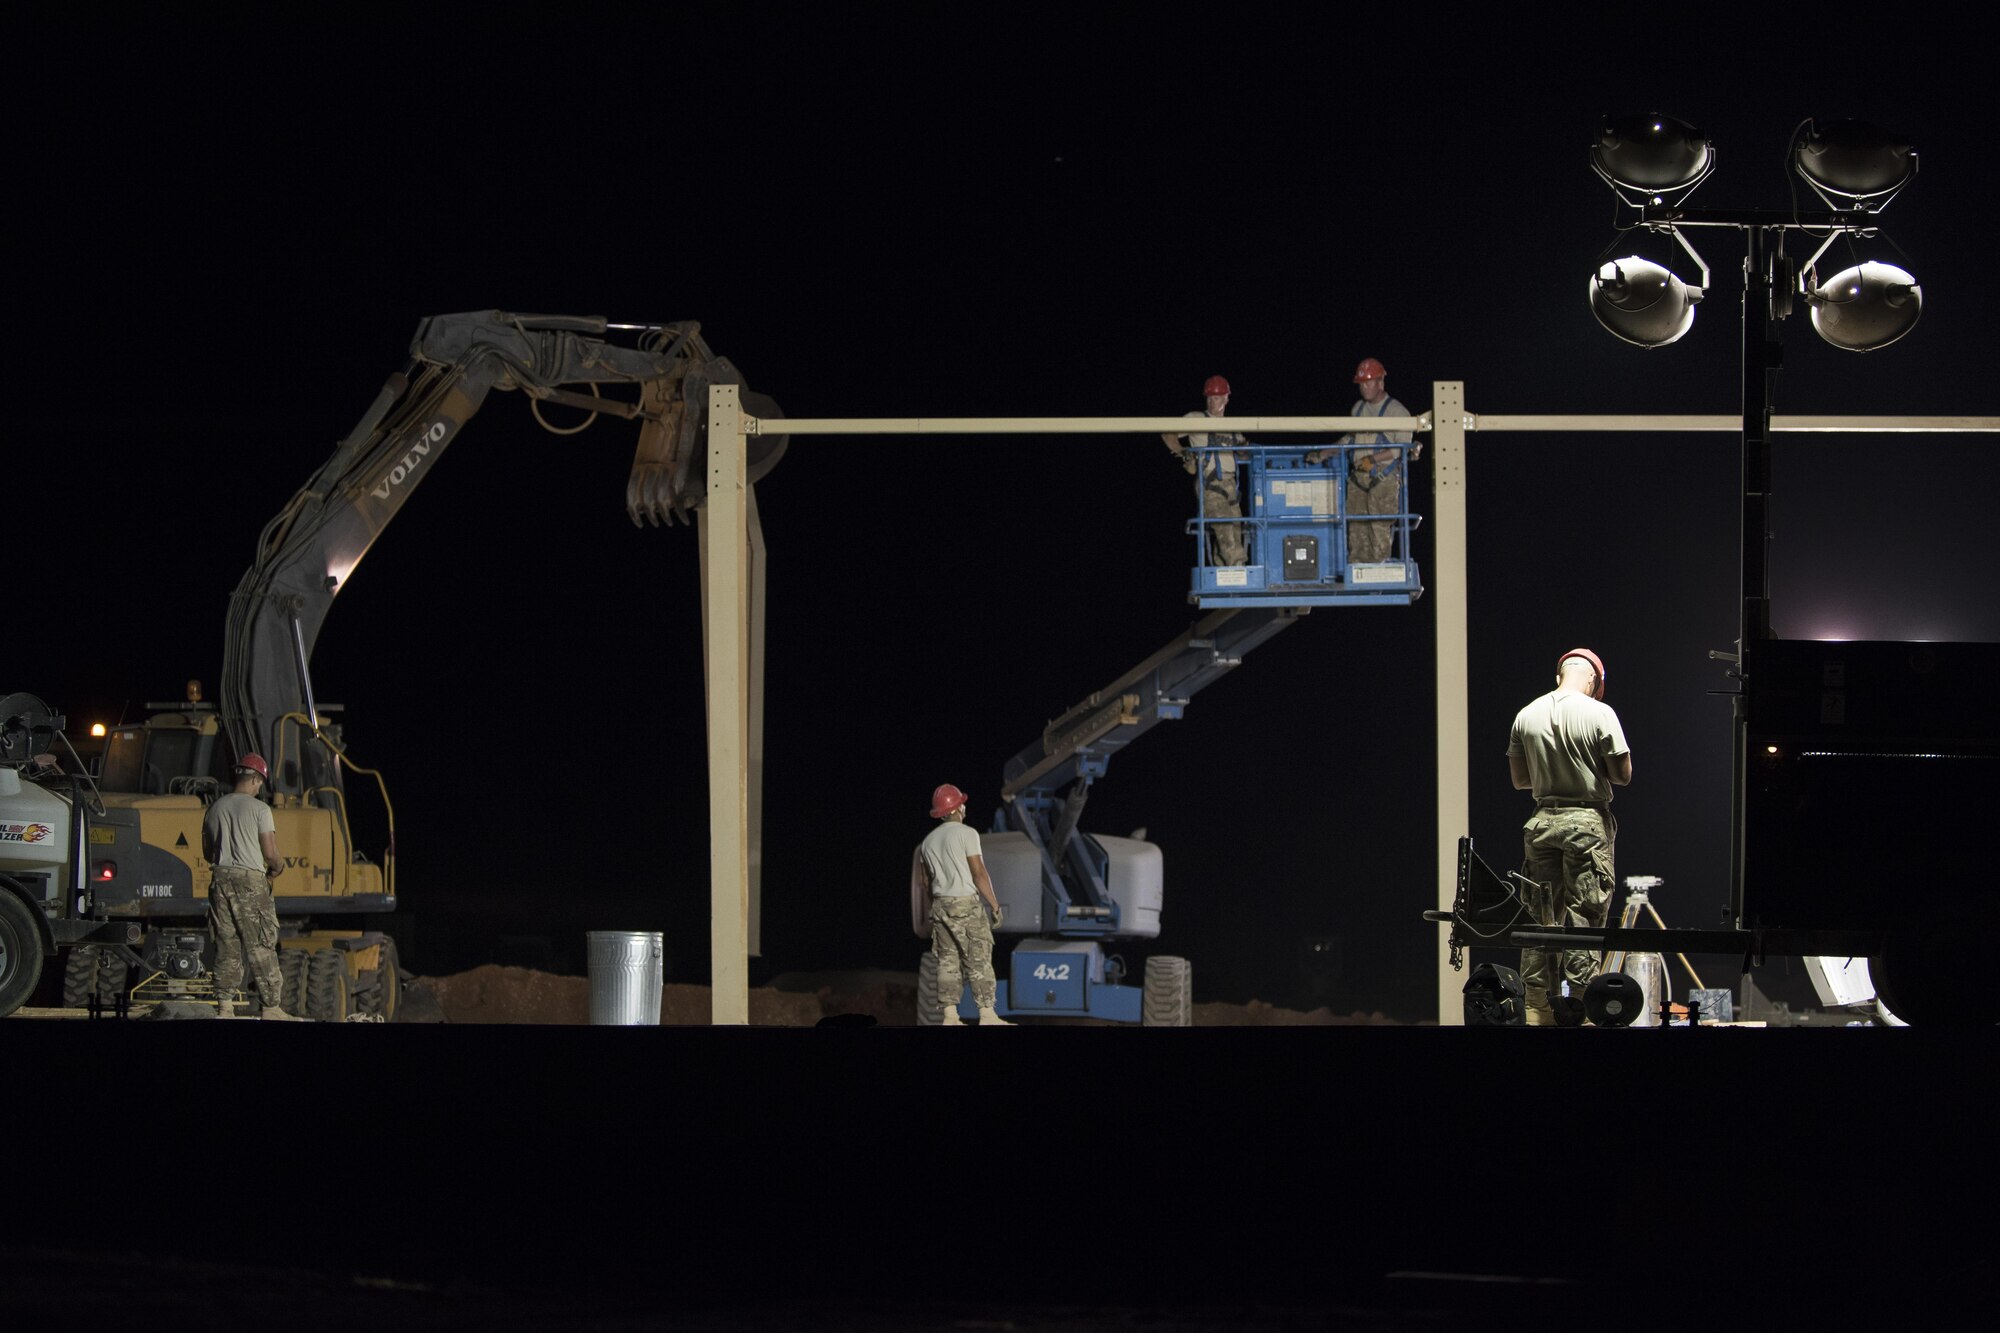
0, 311, 782, 1019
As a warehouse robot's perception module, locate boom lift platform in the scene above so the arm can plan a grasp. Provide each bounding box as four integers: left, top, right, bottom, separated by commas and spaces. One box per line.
1188, 443, 1422, 607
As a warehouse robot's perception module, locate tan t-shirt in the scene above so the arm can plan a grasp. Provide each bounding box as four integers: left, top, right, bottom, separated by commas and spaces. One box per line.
1507, 691, 1630, 802
203, 791, 274, 871
919, 819, 983, 898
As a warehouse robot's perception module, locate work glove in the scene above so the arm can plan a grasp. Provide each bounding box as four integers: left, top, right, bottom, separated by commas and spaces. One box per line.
989, 904, 1004, 929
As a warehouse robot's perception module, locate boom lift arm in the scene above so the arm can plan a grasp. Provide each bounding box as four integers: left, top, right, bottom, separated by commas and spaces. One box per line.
996, 606, 1304, 936
220, 310, 785, 797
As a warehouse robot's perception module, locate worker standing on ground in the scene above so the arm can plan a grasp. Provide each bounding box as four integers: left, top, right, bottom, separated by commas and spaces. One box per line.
201, 754, 301, 1020
1161, 374, 1248, 567
1311, 358, 1416, 566
1506, 649, 1632, 1026
915, 783, 1011, 1026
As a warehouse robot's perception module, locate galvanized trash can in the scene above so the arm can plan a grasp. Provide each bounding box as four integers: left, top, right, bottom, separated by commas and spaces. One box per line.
587, 931, 663, 1025
1622, 952, 1666, 1027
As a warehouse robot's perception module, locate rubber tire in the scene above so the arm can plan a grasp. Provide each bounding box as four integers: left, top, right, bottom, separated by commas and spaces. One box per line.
62, 947, 100, 1009
916, 952, 941, 1026
304, 948, 350, 1023
1142, 955, 1193, 1027
361, 937, 401, 1021
0, 891, 45, 1019
1875, 906, 1994, 1028
96, 951, 128, 1007
278, 948, 309, 1013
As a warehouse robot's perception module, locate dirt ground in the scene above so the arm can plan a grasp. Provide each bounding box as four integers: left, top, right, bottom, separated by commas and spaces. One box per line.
403, 964, 1411, 1025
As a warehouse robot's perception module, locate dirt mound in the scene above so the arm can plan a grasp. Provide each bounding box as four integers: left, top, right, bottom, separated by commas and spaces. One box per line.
405, 965, 1409, 1026
408, 965, 824, 1026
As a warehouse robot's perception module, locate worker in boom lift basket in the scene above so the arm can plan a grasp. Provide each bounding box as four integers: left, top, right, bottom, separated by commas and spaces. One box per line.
1310, 357, 1418, 565
1162, 374, 1248, 567
915, 783, 1011, 1026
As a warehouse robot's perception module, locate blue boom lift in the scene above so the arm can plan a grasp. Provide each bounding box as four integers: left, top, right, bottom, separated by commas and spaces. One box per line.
918, 438, 1423, 1023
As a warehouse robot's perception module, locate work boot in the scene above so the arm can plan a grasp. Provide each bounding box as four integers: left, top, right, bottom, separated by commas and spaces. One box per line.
260, 1005, 306, 1022
938, 1007, 965, 1025
216, 997, 236, 1019
977, 1006, 1013, 1026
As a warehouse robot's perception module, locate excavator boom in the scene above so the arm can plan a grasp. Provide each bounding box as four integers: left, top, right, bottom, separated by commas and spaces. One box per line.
221, 310, 784, 793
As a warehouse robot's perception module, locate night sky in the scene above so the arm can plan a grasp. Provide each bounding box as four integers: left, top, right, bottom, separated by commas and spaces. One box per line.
18, 11, 1995, 1019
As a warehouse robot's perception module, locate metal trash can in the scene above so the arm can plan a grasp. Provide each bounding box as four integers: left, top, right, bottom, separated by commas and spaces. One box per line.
1622, 952, 1665, 1027
587, 931, 663, 1026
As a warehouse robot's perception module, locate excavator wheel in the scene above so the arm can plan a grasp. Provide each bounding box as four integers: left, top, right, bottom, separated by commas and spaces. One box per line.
1142, 956, 1194, 1027
304, 949, 350, 1023
61, 946, 101, 1009
361, 938, 401, 1021
916, 952, 942, 1026
278, 948, 310, 1014
96, 950, 129, 1008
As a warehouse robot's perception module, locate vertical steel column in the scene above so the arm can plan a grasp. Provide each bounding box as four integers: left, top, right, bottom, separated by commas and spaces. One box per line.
1431, 382, 1469, 1025
703, 384, 751, 1025
1730, 230, 1778, 925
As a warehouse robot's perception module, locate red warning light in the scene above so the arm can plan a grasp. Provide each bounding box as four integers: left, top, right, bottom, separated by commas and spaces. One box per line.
94, 862, 117, 881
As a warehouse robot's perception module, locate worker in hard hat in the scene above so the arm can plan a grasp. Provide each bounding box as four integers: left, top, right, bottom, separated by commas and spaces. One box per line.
201, 753, 303, 1020
1310, 358, 1417, 566
914, 783, 1011, 1025
1506, 649, 1632, 1026
1161, 374, 1248, 567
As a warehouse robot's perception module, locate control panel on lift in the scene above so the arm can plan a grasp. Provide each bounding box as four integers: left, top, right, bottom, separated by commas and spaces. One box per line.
1187, 445, 1422, 608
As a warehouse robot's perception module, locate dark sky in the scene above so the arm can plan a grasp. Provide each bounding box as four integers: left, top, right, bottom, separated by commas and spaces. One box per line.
17, 10, 1995, 1017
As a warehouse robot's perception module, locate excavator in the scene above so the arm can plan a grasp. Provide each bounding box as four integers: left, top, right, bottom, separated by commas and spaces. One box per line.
0, 311, 782, 1020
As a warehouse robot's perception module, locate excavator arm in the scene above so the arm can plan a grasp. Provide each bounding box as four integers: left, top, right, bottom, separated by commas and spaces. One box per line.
221, 309, 785, 795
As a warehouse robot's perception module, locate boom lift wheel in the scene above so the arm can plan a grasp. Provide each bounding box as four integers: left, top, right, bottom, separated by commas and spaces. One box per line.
0, 892, 45, 1016
1142, 956, 1193, 1027
304, 948, 350, 1023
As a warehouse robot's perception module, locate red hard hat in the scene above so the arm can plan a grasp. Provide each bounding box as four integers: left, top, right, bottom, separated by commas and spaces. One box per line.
1557, 649, 1607, 700
1202, 375, 1231, 397
234, 753, 271, 782
1352, 357, 1387, 382
929, 783, 968, 818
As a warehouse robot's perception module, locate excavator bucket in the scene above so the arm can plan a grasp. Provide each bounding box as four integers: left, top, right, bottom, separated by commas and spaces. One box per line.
626, 359, 787, 527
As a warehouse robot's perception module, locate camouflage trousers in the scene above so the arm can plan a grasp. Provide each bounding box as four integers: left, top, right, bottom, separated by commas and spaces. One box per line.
208, 867, 282, 1005
1203, 485, 1247, 567
931, 895, 997, 1016
1345, 471, 1399, 564
1517, 806, 1616, 1026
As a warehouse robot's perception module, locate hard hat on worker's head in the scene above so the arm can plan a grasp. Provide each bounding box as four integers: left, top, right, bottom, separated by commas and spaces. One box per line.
1352, 357, 1387, 383
234, 753, 271, 783
929, 783, 968, 819
1202, 375, 1231, 398
1557, 649, 1607, 700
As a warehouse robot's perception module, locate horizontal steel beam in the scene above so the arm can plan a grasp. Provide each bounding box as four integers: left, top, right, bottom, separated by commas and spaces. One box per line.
742, 413, 1998, 438
744, 414, 1430, 435
1467, 414, 2000, 434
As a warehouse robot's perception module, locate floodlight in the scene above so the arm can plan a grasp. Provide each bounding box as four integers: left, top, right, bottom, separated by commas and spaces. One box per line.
1807, 260, 1922, 351
1793, 119, 1916, 210
1589, 256, 1701, 347
1590, 113, 1715, 203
